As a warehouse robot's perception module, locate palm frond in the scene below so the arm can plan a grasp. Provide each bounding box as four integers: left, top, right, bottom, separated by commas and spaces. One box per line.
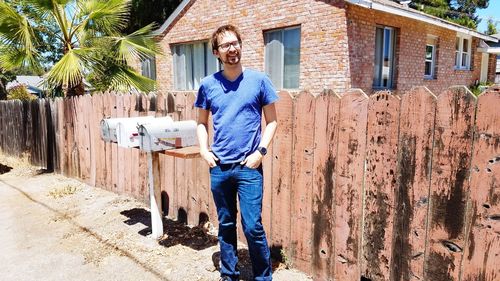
0, 45, 42, 71
45, 48, 87, 89
112, 23, 162, 65
76, 0, 131, 38
0, 2, 37, 54
89, 62, 156, 93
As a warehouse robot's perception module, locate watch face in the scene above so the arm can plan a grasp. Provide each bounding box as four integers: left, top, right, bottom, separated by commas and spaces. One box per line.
258, 147, 267, 155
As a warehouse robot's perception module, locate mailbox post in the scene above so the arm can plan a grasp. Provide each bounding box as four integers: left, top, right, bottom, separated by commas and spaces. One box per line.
100, 116, 199, 240
138, 119, 198, 239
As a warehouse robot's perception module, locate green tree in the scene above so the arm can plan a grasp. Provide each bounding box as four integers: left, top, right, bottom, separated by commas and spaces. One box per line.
123, 0, 182, 34
485, 18, 498, 35
398, 0, 489, 29
0, 0, 161, 97
7, 84, 36, 101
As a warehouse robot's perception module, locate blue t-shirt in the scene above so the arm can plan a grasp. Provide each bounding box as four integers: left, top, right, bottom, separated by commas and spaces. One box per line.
195, 69, 278, 164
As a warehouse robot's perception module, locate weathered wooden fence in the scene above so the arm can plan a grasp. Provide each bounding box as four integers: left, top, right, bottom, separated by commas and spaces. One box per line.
0, 86, 498, 281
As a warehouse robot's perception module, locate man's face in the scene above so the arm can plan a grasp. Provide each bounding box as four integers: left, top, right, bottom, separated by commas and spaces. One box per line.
214, 31, 241, 66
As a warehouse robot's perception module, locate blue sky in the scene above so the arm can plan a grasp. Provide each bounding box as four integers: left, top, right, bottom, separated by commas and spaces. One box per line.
476, 1, 500, 33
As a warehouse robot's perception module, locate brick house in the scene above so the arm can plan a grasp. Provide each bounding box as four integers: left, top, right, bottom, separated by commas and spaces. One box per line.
143, 0, 499, 95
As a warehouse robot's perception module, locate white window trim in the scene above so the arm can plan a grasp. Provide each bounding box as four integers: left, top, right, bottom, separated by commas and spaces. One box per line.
264, 26, 301, 90
373, 26, 396, 89
141, 56, 156, 80
172, 41, 220, 91
455, 34, 472, 70
424, 44, 436, 79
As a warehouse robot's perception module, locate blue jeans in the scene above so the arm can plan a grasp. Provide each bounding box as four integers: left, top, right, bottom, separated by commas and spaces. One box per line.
210, 163, 272, 281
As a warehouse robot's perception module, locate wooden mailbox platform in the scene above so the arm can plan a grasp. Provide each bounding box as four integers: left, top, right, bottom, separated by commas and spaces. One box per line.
163, 146, 201, 159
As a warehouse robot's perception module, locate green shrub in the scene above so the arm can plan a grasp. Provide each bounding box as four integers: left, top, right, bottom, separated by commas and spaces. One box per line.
469, 81, 494, 97
7, 85, 36, 101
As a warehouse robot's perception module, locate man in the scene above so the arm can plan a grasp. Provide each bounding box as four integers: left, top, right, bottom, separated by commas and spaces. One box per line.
195, 24, 278, 281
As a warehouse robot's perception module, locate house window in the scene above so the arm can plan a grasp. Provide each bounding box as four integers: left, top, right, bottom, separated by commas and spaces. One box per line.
424, 45, 435, 78
425, 36, 437, 79
455, 36, 471, 69
141, 56, 156, 80
373, 26, 396, 89
173, 42, 219, 90
264, 26, 301, 89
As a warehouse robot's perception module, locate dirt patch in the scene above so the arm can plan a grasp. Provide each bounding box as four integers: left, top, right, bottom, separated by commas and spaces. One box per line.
0, 153, 311, 281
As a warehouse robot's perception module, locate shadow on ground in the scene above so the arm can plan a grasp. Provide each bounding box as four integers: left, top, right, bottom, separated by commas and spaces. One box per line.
211, 247, 286, 281
120, 208, 218, 251
0, 163, 12, 175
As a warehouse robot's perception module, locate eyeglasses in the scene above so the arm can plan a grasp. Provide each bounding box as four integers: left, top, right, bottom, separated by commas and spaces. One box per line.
218, 41, 241, 51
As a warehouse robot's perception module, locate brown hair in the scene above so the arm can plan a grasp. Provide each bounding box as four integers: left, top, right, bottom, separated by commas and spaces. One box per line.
210, 24, 242, 53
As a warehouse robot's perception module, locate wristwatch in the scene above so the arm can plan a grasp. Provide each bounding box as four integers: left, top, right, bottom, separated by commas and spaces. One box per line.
257, 146, 267, 156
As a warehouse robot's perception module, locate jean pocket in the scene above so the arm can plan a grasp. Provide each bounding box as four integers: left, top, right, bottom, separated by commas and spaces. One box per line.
243, 164, 263, 172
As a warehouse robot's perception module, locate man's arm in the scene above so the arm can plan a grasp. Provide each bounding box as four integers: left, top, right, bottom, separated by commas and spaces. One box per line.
197, 108, 218, 167
240, 103, 278, 168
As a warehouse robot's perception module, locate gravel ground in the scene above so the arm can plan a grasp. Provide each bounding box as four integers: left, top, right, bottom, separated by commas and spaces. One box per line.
0, 153, 312, 281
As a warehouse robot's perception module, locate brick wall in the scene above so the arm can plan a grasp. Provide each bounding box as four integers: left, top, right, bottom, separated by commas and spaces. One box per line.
154, 0, 492, 95
155, 0, 350, 94
346, 4, 485, 95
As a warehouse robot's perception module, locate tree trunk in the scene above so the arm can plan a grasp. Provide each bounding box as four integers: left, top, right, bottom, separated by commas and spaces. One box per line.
0, 79, 8, 100
66, 80, 85, 97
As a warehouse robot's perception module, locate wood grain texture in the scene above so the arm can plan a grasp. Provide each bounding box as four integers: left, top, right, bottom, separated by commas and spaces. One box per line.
174, 92, 188, 223
333, 89, 368, 280
362, 91, 400, 281
270, 91, 294, 258
391, 87, 436, 281
185, 92, 199, 226
461, 87, 500, 281
165, 92, 177, 219
290, 91, 316, 273
424, 86, 476, 281
129, 93, 140, 200
122, 94, 133, 196
311, 90, 340, 280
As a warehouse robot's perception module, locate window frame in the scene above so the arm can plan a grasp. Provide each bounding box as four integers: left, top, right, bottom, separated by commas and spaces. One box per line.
373, 25, 396, 89
264, 26, 301, 90
141, 55, 156, 81
172, 41, 220, 91
455, 35, 472, 70
424, 44, 436, 79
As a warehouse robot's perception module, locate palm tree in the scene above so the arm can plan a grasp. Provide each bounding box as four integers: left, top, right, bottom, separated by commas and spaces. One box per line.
0, 0, 161, 96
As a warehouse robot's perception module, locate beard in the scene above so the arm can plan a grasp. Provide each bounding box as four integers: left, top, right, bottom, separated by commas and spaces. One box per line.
222, 51, 241, 65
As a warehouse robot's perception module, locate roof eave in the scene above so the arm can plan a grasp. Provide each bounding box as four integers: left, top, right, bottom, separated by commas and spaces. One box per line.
477, 47, 500, 54
152, 0, 192, 38
346, 0, 499, 42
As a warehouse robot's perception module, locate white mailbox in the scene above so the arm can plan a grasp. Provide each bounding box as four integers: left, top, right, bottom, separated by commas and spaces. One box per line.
116, 116, 173, 148
100, 116, 154, 143
139, 120, 198, 152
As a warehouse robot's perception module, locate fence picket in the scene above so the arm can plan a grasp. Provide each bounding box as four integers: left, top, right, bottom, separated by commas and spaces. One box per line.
362, 91, 400, 281
290, 91, 316, 273
461, 87, 500, 281
333, 89, 368, 280
311, 90, 341, 280
424, 86, 476, 281
185, 92, 200, 226
270, 91, 294, 258
391, 87, 436, 281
